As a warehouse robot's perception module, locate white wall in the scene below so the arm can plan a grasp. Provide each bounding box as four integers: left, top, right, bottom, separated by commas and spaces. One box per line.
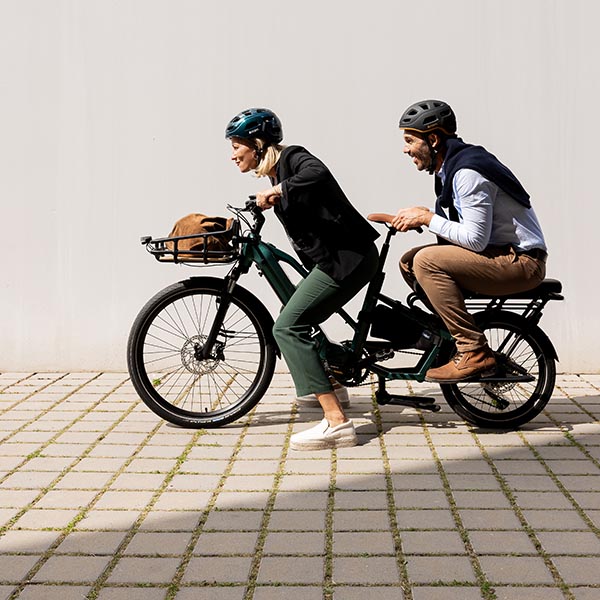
1, 0, 598, 372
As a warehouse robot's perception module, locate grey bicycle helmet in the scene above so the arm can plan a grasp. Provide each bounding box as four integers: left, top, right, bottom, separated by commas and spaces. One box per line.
225, 108, 283, 145
399, 100, 457, 136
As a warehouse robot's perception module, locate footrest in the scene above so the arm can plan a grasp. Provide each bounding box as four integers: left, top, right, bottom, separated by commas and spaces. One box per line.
476, 373, 535, 384
375, 391, 441, 412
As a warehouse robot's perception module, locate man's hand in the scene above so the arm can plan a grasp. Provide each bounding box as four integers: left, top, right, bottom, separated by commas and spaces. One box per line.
256, 185, 282, 211
391, 206, 433, 232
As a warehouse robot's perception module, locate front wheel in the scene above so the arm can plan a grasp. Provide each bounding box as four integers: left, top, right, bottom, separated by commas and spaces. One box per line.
127, 277, 277, 428
440, 311, 556, 429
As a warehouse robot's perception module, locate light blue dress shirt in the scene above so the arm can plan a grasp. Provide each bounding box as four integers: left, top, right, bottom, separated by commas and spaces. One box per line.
429, 167, 547, 253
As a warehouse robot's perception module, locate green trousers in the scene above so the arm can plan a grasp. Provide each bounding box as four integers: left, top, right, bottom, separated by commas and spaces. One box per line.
273, 246, 379, 397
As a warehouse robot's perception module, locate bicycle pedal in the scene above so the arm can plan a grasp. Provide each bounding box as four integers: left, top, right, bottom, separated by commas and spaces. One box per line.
376, 391, 441, 412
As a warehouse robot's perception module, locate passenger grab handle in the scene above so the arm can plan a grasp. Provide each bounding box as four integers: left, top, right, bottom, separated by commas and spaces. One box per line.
367, 213, 423, 234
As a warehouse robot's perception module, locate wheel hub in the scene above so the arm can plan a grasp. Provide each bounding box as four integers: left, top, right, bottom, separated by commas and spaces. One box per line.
181, 336, 220, 375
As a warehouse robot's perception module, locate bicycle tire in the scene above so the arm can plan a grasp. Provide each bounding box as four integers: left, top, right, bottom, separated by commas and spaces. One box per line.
440, 311, 556, 429
127, 277, 277, 428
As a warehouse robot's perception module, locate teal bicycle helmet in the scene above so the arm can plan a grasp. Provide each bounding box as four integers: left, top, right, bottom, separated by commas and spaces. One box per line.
225, 108, 283, 144
399, 100, 457, 136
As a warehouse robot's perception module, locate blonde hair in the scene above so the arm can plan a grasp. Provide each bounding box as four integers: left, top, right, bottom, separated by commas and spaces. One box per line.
253, 138, 284, 178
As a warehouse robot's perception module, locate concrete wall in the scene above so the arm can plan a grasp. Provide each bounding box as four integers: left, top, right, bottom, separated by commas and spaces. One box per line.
1, 0, 598, 372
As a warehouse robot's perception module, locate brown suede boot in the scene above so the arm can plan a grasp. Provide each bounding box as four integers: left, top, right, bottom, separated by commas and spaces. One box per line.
426, 347, 497, 383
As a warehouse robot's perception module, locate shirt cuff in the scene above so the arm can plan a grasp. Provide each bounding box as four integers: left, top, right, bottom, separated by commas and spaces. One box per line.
428, 214, 446, 235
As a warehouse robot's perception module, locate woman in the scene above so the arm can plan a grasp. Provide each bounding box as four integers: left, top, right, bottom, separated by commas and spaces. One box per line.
226, 107, 379, 450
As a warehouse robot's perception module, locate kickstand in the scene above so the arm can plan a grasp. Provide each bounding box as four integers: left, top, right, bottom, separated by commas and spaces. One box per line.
375, 377, 441, 412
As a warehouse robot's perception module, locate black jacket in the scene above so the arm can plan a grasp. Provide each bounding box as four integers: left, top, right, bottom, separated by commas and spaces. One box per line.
273, 145, 379, 281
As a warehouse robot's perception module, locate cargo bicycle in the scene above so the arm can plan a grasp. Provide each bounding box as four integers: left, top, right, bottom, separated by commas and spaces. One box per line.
127, 197, 563, 429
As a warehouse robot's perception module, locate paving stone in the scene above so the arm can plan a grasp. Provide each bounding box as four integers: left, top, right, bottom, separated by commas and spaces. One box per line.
268, 510, 325, 531
394, 490, 450, 509
478, 556, 555, 584
411, 587, 484, 600
204, 510, 264, 531
106, 556, 181, 583
333, 510, 390, 531
0, 555, 41, 582
214, 491, 270, 510
452, 491, 512, 509
183, 556, 253, 583
263, 531, 324, 555
405, 555, 477, 584
253, 587, 323, 600
35, 489, 98, 509
458, 508, 522, 530
55, 531, 128, 554
0, 489, 40, 507
257, 556, 325, 584
334, 490, 388, 510
468, 530, 537, 554
194, 531, 260, 555
332, 556, 400, 584
31, 555, 111, 583
521, 509, 589, 530
76, 509, 141, 530
93, 490, 155, 510
401, 530, 466, 554
536, 530, 600, 554
571, 588, 600, 600
272, 491, 328, 510
97, 588, 168, 600
551, 557, 600, 584
17, 585, 92, 599
152, 491, 212, 510
124, 531, 193, 555
396, 508, 456, 530
333, 530, 395, 555
174, 588, 245, 600
13, 508, 81, 529
491, 586, 567, 600
139, 510, 202, 531
0, 530, 60, 553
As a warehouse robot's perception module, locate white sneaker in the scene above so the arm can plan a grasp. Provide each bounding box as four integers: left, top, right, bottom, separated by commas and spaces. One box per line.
295, 386, 350, 408
290, 419, 358, 451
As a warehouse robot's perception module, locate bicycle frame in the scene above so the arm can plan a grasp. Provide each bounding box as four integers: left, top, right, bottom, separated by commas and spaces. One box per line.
224, 217, 451, 384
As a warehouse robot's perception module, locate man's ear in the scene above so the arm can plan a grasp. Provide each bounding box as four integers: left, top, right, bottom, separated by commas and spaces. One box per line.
428, 132, 441, 149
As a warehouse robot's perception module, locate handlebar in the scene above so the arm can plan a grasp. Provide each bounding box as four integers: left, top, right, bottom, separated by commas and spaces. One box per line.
367, 213, 423, 234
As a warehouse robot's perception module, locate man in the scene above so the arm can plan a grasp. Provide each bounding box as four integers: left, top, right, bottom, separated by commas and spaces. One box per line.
393, 99, 547, 383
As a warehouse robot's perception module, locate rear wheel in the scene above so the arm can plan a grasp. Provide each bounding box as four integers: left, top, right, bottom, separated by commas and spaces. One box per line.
127, 277, 277, 428
441, 311, 556, 429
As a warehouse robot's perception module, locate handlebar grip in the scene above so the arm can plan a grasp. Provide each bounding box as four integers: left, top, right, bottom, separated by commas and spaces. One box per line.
367, 213, 423, 234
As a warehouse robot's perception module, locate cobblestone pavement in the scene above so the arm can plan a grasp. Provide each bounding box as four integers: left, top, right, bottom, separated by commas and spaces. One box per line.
0, 371, 599, 600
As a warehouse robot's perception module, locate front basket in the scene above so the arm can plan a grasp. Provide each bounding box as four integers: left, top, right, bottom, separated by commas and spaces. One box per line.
141, 220, 239, 264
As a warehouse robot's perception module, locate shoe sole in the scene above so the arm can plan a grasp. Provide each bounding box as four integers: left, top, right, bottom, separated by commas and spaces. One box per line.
425, 367, 497, 384
289, 435, 358, 451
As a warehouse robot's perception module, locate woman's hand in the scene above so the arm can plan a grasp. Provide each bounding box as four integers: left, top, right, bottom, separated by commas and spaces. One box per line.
256, 184, 282, 211
391, 206, 433, 232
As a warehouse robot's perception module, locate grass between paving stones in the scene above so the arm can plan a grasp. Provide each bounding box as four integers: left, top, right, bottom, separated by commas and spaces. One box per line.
470, 431, 575, 600
418, 416, 497, 600
0, 374, 125, 537
370, 390, 413, 600
241, 405, 301, 600
3, 381, 169, 598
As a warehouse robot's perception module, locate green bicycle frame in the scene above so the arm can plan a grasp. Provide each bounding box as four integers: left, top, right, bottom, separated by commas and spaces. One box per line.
233, 228, 450, 383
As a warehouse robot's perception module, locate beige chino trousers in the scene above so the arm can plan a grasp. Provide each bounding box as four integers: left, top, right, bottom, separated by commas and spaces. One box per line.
400, 244, 546, 352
